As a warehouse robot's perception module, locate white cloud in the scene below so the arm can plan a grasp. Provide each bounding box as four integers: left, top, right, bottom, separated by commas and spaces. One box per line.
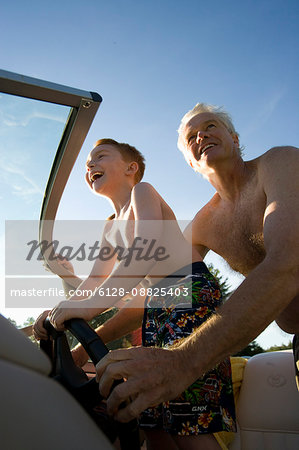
0, 159, 43, 200
0, 108, 67, 129
242, 87, 287, 139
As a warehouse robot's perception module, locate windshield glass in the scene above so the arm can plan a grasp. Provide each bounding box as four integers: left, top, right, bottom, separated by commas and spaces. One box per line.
0, 92, 71, 324
0, 93, 71, 220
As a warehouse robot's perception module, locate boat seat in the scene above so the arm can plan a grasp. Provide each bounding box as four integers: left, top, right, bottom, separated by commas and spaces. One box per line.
0, 314, 113, 450
229, 351, 299, 450
0, 314, 51, 375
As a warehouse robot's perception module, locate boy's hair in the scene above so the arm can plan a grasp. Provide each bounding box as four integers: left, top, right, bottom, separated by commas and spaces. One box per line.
93, 138, 145, 183
177, 103, 239, 152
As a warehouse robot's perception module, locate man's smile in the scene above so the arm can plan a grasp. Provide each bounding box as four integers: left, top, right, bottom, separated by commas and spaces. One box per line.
200, 143, 217, 155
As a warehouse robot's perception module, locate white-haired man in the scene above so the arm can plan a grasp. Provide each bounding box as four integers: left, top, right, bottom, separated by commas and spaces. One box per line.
96, 103, 299, 423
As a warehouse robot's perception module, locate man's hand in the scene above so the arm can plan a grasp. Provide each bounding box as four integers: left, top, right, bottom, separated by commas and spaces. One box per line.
32, 310, 51, 340
96, 346, 193, 422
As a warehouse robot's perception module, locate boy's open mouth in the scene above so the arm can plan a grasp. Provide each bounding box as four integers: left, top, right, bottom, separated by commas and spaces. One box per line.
90, 172, 104, 182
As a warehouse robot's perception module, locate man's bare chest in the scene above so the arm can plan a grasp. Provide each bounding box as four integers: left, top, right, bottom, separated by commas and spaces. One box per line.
198, 191, 267, 276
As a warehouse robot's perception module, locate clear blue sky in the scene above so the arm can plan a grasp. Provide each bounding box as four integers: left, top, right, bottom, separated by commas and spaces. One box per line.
1, 0, 298, 348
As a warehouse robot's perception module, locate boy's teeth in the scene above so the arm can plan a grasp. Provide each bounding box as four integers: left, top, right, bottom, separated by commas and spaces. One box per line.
91, 172, 104, 181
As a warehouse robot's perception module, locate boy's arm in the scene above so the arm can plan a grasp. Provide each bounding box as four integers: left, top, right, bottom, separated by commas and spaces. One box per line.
47, 223, 117, 300
49, 183, 164, 328
96, 182, 164, 294
34, 226, 117, 339
93, 295, 145, 344
44, 253, 83, 296
53, 256, 80, 298
64, 226, 118, 301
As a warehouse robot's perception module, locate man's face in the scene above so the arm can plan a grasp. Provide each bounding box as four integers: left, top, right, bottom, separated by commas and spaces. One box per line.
180, 112, 239, 174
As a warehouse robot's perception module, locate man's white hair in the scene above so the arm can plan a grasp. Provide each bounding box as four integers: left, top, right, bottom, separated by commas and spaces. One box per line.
177, 103, 239, 152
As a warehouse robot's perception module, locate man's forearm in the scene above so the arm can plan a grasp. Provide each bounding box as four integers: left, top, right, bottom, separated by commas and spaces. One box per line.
177, 258, 298, 381
275, 293, 299, 334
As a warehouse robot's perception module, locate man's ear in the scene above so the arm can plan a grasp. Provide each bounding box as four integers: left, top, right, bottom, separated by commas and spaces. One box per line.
182, 149, 195, 170
126, 161, 139, 176
186, 157, 195, 169
232, 133, 239, 147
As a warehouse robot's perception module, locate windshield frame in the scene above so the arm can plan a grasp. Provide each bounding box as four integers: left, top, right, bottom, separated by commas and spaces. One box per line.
0, 69, 102, 282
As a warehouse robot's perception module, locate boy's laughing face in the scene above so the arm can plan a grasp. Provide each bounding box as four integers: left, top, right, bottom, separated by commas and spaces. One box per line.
85, 144, 130, 194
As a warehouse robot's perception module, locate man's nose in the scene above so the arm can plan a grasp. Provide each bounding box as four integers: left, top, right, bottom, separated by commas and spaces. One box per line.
196, 130, 209, 144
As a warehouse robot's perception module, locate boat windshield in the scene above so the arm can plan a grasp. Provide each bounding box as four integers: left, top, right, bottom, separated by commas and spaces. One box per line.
0, 70, 101, 325
0, 92, 70, 222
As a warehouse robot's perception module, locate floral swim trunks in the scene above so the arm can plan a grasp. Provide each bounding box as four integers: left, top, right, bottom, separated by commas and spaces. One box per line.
139, 261, 237, 435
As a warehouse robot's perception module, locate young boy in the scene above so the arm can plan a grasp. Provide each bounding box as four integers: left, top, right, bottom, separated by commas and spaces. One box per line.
48, 138, 236, 449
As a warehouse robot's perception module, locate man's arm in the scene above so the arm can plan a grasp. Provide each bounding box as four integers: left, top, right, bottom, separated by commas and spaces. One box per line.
182, 147, 299, 364
183, 217, 209, 258
96, 146, 299, 422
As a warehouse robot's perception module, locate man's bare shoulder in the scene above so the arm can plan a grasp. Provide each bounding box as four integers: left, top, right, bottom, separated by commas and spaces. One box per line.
183, 195, 218, 256
253, 146, 298, 188
256, 146, 299, 169
192, 194, 219, 223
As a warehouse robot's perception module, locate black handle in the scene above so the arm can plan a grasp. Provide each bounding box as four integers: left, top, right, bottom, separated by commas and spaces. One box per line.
64, 318, 109, 365
41, 317, 140, 449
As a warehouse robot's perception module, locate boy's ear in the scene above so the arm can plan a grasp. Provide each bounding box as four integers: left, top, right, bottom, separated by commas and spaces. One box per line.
126, 161, 139, 176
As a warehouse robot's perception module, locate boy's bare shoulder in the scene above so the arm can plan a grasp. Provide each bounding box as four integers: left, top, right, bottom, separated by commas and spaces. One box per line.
132, 181, 156, 191
132, 182, 160, 197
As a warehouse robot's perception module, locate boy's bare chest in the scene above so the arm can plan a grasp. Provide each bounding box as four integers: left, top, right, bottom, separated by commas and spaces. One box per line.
105, 210, 135, 249
198, 190, 267, 276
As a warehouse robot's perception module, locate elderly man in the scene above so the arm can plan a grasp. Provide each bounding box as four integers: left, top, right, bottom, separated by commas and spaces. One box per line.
97, 103, 299, 422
